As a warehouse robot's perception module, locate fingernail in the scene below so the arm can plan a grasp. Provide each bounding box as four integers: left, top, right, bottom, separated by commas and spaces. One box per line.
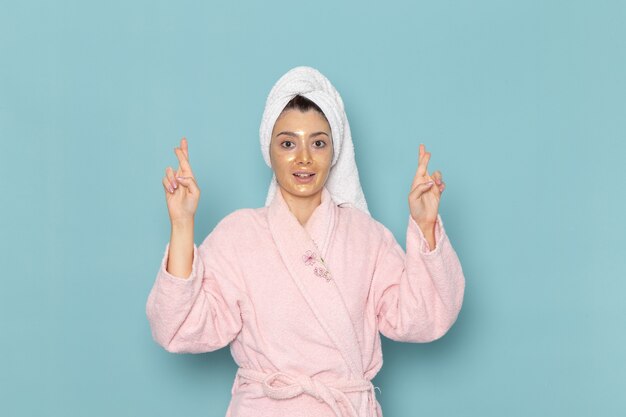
171, 181, 177, 189
426, 181, 434, 186
168, 186, 174, 193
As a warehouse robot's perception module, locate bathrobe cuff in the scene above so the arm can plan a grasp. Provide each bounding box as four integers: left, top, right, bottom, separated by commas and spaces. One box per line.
408, 213, 446, 255
157, 242, 203, 284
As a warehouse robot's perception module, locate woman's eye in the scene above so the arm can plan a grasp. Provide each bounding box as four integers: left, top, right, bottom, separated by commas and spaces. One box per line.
314, 140, 326, 147
281, 141, 294, 148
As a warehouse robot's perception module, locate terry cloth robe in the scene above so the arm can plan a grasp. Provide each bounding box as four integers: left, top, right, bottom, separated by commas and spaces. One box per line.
146, 186, 465, 417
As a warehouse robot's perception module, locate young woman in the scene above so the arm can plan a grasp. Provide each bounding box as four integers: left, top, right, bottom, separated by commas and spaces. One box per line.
146, 66, 465, 417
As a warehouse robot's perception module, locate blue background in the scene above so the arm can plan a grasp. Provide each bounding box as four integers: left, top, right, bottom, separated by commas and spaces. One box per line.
2, 0, 625, 416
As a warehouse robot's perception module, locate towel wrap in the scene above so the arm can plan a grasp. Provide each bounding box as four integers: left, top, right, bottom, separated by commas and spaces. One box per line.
259, 66, 370, 216
234, 367, 379, 417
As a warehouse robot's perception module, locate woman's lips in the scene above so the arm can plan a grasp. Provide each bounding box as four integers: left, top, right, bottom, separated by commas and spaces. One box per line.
293, 172, 316, 184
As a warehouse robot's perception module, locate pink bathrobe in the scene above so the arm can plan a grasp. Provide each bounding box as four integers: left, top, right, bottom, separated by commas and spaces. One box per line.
146, 186, 465, 417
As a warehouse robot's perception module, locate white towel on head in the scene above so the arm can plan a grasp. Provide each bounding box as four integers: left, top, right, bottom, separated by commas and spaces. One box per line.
259, 66, 370, 216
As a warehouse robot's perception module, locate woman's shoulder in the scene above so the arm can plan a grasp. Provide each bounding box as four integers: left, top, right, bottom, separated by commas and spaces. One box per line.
213, 207, 267, 233
198, 207, 266, 248
337, 205, 392, 243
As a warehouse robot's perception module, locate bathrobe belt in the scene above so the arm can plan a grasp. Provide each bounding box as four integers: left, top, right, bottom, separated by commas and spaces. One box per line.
235, 367, 378, 417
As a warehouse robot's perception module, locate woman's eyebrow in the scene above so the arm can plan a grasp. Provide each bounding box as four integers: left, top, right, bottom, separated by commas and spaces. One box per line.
276, 131, 330, 138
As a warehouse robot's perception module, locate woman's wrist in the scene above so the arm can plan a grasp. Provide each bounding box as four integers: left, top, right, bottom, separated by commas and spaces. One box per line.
171, 217, 194, 231
412, 217, 437, 251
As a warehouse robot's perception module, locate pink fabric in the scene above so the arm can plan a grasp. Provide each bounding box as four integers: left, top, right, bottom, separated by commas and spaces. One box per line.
146, 186, 465, 417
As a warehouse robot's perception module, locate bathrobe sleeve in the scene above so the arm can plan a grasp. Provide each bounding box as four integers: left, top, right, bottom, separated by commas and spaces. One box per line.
373, 213, 465, 343
145, 216, 245, 354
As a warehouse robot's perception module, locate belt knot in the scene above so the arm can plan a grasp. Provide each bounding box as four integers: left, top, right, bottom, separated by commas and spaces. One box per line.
236, 367, 379, 417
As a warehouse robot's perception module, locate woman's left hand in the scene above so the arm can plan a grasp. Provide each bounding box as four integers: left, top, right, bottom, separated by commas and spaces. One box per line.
409, 144, 445, 231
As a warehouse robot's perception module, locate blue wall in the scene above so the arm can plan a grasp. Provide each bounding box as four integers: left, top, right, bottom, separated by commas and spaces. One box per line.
1, 0, 624, 415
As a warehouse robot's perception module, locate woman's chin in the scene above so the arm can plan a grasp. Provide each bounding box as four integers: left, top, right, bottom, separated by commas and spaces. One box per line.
282, 182, 323, 198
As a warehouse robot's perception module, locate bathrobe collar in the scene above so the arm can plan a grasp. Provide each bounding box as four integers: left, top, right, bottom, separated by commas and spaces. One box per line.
268, 186, 364, 378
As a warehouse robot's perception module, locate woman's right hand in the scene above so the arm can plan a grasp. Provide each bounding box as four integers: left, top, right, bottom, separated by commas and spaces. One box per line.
162, 137, 201, 225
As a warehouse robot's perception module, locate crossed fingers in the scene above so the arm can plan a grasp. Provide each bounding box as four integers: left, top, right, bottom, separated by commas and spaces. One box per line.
174, 138, 193, 178
411, 144, 445, 194
164, 137, 195, 194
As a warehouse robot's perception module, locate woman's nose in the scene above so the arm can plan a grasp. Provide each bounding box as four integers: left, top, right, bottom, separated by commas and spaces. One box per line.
296, 148, 312, 165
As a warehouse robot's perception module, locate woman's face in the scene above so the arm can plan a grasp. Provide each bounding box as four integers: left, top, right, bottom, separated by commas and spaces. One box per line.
270, 109, 333, 202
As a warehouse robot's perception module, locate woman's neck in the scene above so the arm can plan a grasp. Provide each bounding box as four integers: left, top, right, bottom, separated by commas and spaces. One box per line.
279, 187, 322, 226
